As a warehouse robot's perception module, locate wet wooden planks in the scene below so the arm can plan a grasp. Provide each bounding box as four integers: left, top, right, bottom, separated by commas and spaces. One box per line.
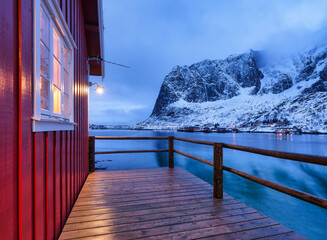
59, 168, 306, 240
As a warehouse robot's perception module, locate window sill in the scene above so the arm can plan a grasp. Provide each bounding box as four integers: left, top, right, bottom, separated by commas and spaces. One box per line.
32, 117, 77, 132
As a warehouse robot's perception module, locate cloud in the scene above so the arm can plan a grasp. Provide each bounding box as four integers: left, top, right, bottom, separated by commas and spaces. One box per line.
94, 101, 146, 113
89, 0, 327, 125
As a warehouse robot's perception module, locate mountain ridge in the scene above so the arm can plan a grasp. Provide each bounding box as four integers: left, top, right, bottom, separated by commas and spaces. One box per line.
142, 46, 327, 133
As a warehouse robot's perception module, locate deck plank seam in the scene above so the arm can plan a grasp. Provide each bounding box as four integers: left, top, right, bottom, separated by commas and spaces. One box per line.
77, 185, 213, 198
69, 195, 229, 212
84, 175, 203, 183
63, 207, 257, 230
82, 181, 208, 189
192, 223, 284, 240
75, 188, 215, 202
251, 231, 296, 240
80, 182, 211, 191
86, 173, 189, 180
74, 191, 218, 207
78, 187, 212, 197
79, 182, 212, 194
60, 215, 271, 239
75, 189, 214, 203
66, 201, 244, 220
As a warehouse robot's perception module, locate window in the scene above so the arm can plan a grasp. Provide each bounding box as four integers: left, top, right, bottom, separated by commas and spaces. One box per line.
33, 0, 76, 132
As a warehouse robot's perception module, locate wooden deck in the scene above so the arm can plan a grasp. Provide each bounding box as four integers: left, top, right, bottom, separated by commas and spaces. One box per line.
60, 168, 306, 240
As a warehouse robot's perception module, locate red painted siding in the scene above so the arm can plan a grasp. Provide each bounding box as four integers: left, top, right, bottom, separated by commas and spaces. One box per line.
0, 0, 91, 239
0, 0, 18, 239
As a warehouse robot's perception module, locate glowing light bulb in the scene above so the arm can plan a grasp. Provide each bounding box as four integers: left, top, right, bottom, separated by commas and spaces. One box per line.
96, 85, 104, 94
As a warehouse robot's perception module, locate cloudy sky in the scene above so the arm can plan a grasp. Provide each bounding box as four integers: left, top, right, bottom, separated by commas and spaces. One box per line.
89, 0, 327, 125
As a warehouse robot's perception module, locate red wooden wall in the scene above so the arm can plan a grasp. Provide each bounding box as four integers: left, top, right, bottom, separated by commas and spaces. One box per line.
0, 0, 91, 239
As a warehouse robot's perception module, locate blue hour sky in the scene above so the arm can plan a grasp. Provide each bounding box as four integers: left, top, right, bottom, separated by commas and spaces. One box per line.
89, 0, 327, 125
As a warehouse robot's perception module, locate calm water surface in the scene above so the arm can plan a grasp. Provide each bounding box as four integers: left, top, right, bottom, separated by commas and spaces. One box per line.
90, 130, 327, 240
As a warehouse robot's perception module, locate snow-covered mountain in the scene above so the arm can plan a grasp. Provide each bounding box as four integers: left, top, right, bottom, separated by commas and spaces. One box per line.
142, 46, 327, 133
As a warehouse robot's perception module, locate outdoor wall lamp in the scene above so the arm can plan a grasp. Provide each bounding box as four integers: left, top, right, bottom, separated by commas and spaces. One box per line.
89, 82, 104, 94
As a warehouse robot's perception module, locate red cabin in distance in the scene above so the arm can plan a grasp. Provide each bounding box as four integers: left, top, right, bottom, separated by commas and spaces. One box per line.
0, 0, 104, 239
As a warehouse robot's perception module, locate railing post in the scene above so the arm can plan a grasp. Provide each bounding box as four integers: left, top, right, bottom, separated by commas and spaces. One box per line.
213, 143, 223, 199
168, 136, 174, 168
88, 136, 95, 173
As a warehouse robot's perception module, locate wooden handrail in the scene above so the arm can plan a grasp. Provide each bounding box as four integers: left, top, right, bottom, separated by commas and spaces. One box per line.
223, 143, 327, 166
223, 166, 327, 209
174, 150, 213, 166
94, 136, 168, 140
88, 135, 327, 208
95, 149, 168, 154
174, 137, 215, 146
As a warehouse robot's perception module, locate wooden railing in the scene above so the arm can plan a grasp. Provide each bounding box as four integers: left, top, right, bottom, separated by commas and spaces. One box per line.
88, 136, 327, 209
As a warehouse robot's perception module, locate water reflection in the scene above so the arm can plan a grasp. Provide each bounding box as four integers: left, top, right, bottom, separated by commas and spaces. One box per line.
275, 133, 293, 141
155, 139, 168, 167
90, 130, 327, 240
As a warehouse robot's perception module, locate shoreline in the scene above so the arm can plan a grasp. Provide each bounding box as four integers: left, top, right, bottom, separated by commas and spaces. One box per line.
89, 128, 327, 135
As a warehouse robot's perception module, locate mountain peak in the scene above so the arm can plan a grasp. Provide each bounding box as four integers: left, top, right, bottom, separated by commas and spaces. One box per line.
143, 46, 327, 133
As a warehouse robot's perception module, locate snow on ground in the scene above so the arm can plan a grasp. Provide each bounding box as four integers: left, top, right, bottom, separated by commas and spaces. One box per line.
144, 91, 327, 133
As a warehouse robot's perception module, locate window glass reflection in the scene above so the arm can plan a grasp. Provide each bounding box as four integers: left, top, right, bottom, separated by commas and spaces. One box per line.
53, 86, 61, 114
41, 77, 50, 110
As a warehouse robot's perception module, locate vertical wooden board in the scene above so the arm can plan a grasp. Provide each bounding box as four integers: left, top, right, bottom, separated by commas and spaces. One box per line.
71, 131, 74, 205
85, 20, 88, 181
21, 0, 34, 238
0, 0, 18, 239
77, 0, 80, 193
83, 9, 86, 183
70, 131, 73, 211
70, 0, 73, 31
75, 25, 79, 193
66, 131, 70, 215
61, 132, 67, 226
67, 0, 70, 29
21, 133, 33, 240
47, 132, 54, 240
77, 38, 80, 193
34, 133, 46, 240
55, 131, 61, 237
61, 0, 66, 20
84, 30, 88, 182
45, 133, 49, 240
80, 11, 83, 186
72, 0, 77, 201
76, 1, 80, 193
73, 131, 77, 201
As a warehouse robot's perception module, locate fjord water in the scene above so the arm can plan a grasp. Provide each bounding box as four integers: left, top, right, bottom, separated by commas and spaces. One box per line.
90, 130, 327, 240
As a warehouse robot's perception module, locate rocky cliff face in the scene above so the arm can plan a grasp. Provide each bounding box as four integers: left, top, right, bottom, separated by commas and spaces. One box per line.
151, 51, 264, 117
142, 46, 327, 132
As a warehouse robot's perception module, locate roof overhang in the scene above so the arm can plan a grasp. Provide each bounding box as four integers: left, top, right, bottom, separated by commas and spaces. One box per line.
82, 0, 105, 78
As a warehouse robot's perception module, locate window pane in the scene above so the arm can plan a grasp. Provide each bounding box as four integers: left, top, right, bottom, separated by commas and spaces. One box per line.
63, 46, 69, 72
53, 57, 61, 87
41, 77, 50, 110
40, 42, 49, 78
53, 28, 60, 59
64, 94, 69, 116
40, 7, 49, 46
53, 86, 61, 114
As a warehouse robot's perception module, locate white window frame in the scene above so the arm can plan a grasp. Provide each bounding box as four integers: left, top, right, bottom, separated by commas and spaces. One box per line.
32, 0, 77, 132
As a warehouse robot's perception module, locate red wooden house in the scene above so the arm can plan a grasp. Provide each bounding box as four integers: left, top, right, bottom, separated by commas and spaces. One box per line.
0, 0, 104, 239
